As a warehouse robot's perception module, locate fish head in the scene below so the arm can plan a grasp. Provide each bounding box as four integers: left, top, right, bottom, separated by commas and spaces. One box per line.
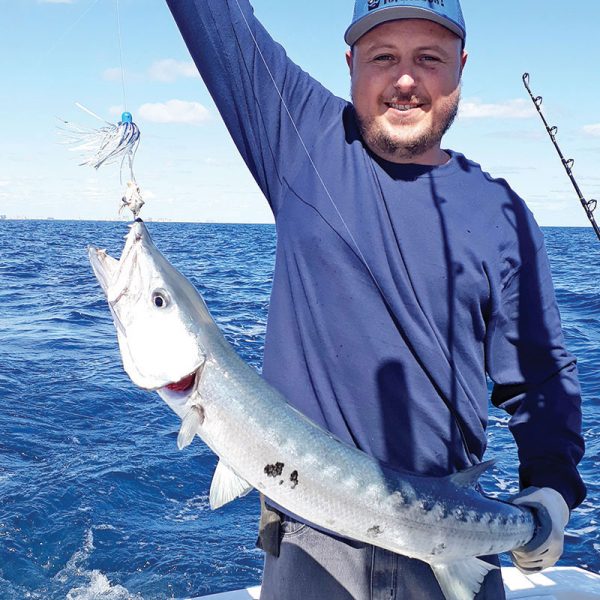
89, 220, 209, 392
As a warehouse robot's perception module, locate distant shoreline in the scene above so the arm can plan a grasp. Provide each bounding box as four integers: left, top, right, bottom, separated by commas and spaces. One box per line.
0, 217, 591, 228
0, 217, 275, 226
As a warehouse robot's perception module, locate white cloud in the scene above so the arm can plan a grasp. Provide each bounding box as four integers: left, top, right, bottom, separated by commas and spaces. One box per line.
148, 59, 199, 83
459, 98, 535, 119
138, 100, 211, 125
103, 68, 123, 82
583, 124, 600, 137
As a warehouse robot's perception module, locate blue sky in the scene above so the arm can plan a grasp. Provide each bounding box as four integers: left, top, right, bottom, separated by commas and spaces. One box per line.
2, 0, 599, 225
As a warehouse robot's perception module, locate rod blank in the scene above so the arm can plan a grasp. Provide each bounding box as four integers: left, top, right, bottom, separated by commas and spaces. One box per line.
522, 72, 600, 243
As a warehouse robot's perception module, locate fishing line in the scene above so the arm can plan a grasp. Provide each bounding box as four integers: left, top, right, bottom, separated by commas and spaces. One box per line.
59, 0, 144, 217
35, 0, 102, 72
233, 1, 477, 465
232, 0, 383, 295
116, 0, 128, 113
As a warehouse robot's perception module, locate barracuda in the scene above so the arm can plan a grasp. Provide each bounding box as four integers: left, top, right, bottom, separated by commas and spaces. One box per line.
89, 220, 540, 600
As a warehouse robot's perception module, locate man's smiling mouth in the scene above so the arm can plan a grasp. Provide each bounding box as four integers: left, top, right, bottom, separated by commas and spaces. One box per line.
386, 102, 424, 112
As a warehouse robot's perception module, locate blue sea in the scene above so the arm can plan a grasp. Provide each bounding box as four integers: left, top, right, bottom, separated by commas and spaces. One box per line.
1, 220, 598, 599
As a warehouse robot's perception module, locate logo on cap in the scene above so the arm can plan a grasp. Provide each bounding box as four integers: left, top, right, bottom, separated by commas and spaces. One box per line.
368, 0, 381, 10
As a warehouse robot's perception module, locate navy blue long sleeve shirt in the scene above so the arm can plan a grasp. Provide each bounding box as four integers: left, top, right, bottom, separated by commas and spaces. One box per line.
166, 0, 586, 509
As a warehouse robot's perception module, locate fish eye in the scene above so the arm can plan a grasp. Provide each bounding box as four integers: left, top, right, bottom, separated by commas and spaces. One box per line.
151, 289, 169, 309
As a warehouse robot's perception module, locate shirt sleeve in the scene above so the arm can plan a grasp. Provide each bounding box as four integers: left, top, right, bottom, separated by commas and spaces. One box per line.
486, 241, 586, 510
165, 0, 343, 215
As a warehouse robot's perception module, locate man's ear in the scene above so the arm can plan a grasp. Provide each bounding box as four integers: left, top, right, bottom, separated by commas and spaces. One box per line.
460, 49, 468, 74
346, 49, 353, 75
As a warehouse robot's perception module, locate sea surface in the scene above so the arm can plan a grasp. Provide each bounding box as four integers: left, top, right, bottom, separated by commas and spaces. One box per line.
0, 220, 598, 599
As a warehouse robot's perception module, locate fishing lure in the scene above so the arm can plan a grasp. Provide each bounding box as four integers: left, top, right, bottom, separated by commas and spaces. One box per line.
62, 103, 140, 179
61, 103, 144, 218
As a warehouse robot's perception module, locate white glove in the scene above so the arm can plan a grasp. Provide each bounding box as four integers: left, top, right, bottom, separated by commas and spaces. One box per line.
511, 487, 570, 574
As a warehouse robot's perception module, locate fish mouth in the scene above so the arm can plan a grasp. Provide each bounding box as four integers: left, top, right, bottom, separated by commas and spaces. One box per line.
165, 371, 197, 393
158, 366, 203, 413
162, 358, 206, 395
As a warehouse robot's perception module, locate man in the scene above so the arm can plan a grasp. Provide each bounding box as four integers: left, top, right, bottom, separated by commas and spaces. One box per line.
166, 1, 586, 598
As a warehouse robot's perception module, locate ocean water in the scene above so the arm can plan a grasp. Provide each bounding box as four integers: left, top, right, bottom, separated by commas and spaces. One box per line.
0, 220, 598, 599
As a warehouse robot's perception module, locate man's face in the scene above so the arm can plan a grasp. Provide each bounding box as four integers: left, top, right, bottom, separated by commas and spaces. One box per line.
347, 19, 467, 164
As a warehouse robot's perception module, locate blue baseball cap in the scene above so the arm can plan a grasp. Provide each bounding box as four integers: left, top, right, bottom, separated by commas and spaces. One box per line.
345, 0, 466, 46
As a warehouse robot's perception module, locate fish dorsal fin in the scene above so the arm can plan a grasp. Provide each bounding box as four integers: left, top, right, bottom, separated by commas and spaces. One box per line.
209, 460, 253, 510
448, 460, 495, 488
431, 558, 497, 600
177, 405, 205, 450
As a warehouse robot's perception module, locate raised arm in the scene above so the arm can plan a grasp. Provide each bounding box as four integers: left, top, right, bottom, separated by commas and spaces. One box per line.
165, 0, 344, 214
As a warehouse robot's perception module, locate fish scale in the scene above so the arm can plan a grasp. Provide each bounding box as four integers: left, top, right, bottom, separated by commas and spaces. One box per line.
191, 353, 534, 560
89, 220, 539, 600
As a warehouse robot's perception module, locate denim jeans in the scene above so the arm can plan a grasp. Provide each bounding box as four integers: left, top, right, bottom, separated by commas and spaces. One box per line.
259, 516, 506, 600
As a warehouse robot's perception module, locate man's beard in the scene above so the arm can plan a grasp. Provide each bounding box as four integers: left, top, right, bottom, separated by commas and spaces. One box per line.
354, 89, 461, 161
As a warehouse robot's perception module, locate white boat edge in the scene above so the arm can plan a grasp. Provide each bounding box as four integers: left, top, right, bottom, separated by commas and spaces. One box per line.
188, 567, 600, 599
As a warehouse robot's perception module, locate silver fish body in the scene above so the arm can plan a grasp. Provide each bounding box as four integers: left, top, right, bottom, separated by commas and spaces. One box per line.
89, 221, 537, 600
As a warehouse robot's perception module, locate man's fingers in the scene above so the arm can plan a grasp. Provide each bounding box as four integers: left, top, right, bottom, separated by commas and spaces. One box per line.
512, 545, 564, 572
512, 539, 561, 560
512, 538, 553, 560
510, 488, 569, 574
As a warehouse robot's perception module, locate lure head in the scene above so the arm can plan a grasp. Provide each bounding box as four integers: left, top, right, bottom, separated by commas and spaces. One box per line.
88, 220, 214, 392
120, 112, 133, 124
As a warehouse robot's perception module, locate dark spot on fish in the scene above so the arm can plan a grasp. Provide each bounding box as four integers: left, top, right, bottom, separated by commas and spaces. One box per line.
454, 508, 469, 522
367, 525, 383, 537
279, 480, 284, 485
264, 462, 284, 477
290, 470, 299, 489
437, 505, 450, 520
431, 542, 447, 556
391, 490, 409, 507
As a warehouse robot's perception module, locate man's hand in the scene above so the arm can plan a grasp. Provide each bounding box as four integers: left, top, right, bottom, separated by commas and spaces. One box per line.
510, 487, 570, 574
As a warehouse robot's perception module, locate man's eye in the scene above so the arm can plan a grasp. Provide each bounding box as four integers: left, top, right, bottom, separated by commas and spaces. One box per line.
374, 54, 394, 62
420, 55, 441, 63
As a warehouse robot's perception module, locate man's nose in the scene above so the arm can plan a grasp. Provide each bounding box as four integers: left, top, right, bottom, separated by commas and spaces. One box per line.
393, 72, 417, 94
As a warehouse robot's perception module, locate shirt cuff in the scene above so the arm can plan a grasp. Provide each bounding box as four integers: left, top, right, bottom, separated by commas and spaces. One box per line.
519, 460, 586, 510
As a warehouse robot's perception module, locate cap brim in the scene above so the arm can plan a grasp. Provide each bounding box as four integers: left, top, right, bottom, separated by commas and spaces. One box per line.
344, 7, 465, 46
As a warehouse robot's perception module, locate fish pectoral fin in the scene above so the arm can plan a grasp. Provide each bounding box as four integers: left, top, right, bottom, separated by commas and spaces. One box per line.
430, 558, 497, 600
177, 405, 205, 450
209, 460, 253, 510
447, 460, 495, 488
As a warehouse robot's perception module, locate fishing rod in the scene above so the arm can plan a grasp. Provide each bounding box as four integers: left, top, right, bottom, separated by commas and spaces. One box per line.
522, 73, 600, 242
